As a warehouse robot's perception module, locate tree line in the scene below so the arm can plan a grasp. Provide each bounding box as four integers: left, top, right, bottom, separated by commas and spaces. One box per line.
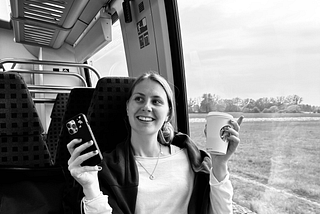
188, 93, 320, 113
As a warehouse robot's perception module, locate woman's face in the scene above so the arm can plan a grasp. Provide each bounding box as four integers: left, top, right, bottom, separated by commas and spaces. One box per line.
127, 79, 170, 137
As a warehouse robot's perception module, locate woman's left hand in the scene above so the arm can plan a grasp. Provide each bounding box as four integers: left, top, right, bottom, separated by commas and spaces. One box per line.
208, 116, 244, 181
207, 115, 243, 162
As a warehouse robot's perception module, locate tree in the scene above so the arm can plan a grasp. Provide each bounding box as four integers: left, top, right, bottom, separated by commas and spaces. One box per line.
224, 99, 241, 112
188, 98, 199, 113
200, 93, 220, 113
285, 95, 303, 105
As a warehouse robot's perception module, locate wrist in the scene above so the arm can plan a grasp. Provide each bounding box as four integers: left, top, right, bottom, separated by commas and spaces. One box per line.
83, 182, 101, 200
211, 159, 228, 182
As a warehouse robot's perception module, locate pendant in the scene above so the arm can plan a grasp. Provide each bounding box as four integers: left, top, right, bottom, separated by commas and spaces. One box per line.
149, 175, 154, 180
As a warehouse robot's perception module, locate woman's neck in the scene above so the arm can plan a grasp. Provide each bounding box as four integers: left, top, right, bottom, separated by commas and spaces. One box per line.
130, 132, 160, 157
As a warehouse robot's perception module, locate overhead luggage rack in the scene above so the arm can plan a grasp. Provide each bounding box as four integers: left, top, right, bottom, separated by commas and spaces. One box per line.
10, 0, 89, 49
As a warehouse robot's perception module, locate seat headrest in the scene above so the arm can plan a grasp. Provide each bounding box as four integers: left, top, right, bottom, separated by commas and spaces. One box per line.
87, 77, 136, 153
0, 72, 44, 136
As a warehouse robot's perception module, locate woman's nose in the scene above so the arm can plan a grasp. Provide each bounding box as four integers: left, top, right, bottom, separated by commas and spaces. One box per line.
141, 102, 152, 112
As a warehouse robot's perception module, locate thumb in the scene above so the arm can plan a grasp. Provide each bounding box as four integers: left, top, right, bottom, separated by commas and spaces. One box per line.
237, 115, 244, 126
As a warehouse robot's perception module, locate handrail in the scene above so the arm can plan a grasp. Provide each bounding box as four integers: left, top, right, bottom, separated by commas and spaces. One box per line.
28, 85, 76, 92
33, 98, 56, 104
0, 58, 101, 80
5, 69, 88, 87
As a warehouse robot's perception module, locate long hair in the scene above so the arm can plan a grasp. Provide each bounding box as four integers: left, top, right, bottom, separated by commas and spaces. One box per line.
128, 71, 175, 144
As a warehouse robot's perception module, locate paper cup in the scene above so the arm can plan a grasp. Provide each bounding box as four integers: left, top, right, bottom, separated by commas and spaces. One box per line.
206, 112, 233, 155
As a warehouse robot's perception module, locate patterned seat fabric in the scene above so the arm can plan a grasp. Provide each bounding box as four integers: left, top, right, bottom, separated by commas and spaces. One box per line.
86, 77, 136, 153
0, 72, 51, 167
46, 93, 70, 165
53, 87, 95, 213
55, 88, 95, 167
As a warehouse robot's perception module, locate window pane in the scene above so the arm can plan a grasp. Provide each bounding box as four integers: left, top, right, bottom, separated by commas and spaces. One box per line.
177, 1, 320, 213
88, 20, 128, 82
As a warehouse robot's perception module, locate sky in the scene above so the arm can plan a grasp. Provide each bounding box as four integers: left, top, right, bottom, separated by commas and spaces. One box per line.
177, 0, 320, 106
0, 0, 10, 21
1, 0, 320, 106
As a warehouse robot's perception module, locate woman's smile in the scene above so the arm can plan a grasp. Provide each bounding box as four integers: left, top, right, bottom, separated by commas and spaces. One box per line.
136, 116, 155, 122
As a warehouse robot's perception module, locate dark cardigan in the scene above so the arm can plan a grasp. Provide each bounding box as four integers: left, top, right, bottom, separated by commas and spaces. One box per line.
98, 133, 212, 214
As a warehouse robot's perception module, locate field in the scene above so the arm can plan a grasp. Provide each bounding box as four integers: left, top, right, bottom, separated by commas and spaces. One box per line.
189, 113, 320, 214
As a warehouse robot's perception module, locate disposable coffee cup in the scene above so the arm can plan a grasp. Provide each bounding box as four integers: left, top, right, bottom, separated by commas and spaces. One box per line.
206, 112, 233, 155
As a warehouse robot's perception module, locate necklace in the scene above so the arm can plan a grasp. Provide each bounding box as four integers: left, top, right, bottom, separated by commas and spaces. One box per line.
135, 143, 161, 180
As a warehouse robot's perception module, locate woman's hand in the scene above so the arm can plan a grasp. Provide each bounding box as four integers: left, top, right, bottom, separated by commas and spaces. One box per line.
211, 116, 243, 162
207, 116, 244, 181
67, 139, 102, 199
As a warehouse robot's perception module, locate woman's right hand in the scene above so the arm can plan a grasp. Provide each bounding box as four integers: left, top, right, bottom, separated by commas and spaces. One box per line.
67, 139, 102, 199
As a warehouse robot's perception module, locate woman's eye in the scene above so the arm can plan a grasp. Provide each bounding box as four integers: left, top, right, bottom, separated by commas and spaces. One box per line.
153, 100, 162, 105
134, 97, 143, 102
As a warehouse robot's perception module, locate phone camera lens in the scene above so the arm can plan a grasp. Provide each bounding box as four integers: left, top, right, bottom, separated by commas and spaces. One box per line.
68, 129, 74, 135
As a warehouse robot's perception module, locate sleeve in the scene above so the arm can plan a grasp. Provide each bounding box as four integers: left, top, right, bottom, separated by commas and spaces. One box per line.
208, 170, 233, 214
82, 192, 113, 214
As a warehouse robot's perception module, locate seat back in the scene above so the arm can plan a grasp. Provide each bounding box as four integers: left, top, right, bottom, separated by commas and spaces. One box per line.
46, 93, 70, 164
52, 88, 94, 213
55, 88, 95, 167
0, 72, 51, 167
86, 77, 136, 153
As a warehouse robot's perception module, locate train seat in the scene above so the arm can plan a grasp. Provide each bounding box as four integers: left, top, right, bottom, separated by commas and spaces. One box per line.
54, 87, 95, 167
0, 72, 66, 213
46, 93, 70, 165
54, 87, 95, 213
0, 72, 52, 167
86, 77, 136, 153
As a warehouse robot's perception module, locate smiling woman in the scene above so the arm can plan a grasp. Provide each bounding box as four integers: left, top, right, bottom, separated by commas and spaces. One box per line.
1, 0, 319, 213
67, 72, 242, 213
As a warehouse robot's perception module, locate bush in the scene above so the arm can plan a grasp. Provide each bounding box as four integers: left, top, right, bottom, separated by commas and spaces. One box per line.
263, 106, 279, 113
252, 107, 261, 113
269, 106, 279, 113
242, 107, 261, 113
262, 108, 271, 113
285, 105, 301, 113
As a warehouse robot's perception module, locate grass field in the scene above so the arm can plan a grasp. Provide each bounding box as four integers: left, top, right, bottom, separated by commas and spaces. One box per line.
189, 113, 320, 214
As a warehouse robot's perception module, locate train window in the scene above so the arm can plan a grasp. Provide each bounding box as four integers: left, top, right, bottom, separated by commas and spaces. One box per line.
177, 0, 320, 213
88, 20, 128, 79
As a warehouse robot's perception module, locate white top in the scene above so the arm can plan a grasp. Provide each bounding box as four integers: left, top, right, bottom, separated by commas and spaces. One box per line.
82, 148, 233, 214
134, 149, 194, 214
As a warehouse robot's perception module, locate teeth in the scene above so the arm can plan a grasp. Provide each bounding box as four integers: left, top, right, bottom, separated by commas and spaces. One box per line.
138, 116, 153, 121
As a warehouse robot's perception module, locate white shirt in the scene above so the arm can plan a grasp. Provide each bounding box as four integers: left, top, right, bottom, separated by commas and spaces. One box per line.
134, 149, 194, 214
83, 148, 233, 214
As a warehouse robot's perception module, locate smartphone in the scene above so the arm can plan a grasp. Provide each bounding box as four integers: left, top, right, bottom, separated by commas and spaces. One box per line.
66, 113, 103, 166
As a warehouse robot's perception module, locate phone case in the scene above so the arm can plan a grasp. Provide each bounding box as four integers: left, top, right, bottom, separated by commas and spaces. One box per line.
66, 113, 103, 166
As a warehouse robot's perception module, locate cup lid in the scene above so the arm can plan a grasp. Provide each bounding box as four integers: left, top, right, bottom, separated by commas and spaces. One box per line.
206, 112, 233, 118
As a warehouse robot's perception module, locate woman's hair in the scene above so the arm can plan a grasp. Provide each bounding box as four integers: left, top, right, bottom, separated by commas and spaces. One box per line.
128, 71, 175, 144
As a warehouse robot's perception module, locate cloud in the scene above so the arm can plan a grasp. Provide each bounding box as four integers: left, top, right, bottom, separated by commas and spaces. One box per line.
179, 0, 320, 105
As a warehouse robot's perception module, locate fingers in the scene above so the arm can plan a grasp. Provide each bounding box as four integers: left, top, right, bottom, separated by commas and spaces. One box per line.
226, 116, 243, 146
229, 115, 244, 132
237, 115, 244, 126
67, 138, 83, 155
68, 148, 99, 167
67, 140, 98, 166
204, 124, 207, 137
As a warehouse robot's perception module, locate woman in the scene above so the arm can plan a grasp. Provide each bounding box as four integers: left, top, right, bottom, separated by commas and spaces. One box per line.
67, 72, 242, 214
